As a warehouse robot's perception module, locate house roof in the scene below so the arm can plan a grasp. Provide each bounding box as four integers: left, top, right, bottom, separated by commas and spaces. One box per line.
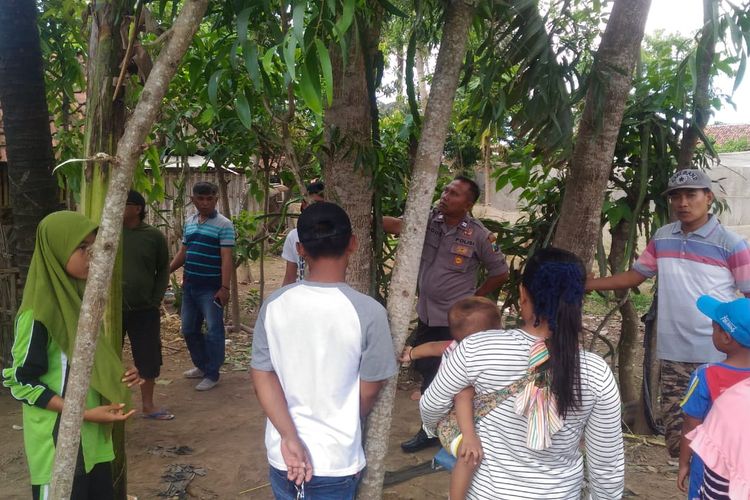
705, 124, 750, 147
159, 155, 243, 173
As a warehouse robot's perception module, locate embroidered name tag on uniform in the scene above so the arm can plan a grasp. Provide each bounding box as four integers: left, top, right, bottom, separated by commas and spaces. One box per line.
450, 243, 473, 256
452, 245, 471, 255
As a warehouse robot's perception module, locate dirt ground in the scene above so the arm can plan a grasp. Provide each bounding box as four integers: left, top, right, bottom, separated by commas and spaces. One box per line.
0, 255, 682, 499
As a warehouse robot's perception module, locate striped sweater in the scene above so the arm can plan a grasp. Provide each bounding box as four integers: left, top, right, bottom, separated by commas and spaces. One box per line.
420, 328, 624, 499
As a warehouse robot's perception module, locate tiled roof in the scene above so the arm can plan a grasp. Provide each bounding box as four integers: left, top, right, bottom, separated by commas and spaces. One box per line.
705, 124, 750, 147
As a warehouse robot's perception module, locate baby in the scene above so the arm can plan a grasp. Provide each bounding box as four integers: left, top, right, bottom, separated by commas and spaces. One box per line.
402, 296, 502, 500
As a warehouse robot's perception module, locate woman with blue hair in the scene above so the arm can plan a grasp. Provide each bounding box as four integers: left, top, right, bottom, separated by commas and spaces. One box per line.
421, 247, 624, 499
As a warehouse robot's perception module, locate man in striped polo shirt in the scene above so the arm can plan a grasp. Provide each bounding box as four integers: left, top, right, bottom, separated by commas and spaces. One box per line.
587, 169, 750, 458
170, 181, 236, 391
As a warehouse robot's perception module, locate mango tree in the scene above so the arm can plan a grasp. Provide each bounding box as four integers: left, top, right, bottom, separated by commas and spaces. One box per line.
360, 1, 477, 496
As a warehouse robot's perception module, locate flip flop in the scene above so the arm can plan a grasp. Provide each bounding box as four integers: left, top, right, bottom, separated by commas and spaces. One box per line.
141, 410, 175, 421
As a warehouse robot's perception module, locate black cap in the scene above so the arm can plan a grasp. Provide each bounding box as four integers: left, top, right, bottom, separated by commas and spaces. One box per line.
297, 202, 352, 244
306, 181, 325, 196
127, 190, 146, 208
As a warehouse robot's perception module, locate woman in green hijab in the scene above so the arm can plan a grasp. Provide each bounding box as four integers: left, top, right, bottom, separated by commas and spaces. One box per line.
2, 211, 142, 499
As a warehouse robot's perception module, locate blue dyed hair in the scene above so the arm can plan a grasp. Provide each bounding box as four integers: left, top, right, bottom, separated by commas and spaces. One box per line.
526, 262, 585, 331
521, 247, 585, 417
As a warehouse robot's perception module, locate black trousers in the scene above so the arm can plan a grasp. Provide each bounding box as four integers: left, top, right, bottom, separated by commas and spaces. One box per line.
411, 320, 451, 393
32, 461, 113, 500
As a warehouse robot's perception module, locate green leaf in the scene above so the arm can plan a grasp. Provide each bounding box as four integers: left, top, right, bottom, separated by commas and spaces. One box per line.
299, 55, 322, 114
606, 200, 633, 227
728, 13, 743, 52
244, 42, 261, 91
687, 51, 697, 94
262, 46, 276, 76
335, 0, 355, 36
146, 145, 161, 172
235, 94, 253, 130
284, 34, 298, 81
188, 59, 203, 92
376, 0, 407, 18
208, 69, 224, 108
734, 54, 746, 93
236, 7, 251, 43
292, 2, 305, 42
199, 107, 215, 125
230, 39, 240, 70
315, 39, 333, 105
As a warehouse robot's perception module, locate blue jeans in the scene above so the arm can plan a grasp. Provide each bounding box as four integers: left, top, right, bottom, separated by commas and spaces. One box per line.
269, 466, 361, 500
181, 282, 225, 381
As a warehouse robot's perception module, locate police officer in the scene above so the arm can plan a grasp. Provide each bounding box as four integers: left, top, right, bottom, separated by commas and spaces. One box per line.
384, 176, 510, 452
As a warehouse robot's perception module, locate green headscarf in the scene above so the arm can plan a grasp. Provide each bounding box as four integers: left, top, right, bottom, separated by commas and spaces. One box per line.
20, 211, 129, 406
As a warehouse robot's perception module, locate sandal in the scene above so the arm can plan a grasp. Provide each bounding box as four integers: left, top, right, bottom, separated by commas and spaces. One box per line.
141, 410, 175, 420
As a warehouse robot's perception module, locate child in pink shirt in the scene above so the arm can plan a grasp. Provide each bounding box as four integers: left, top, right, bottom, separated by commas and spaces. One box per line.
688, 378, 750, 499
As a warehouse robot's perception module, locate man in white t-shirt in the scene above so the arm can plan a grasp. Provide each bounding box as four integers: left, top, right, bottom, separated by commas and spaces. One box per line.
281, 181, 325, 286
252, 202, 398, 499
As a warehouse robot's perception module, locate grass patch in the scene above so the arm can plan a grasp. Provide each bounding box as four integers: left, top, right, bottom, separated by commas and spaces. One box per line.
584, 285, 655, 316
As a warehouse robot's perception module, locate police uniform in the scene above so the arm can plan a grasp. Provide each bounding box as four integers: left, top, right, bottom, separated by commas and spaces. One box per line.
411, 208, 509, 393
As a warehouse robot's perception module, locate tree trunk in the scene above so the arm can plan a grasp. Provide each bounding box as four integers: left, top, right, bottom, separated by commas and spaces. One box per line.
482, 134, 491, 205
0, 0, 60, 282
551, 0, 652, 265
216, 165, 241, 331
395, 41, 404, 99
322, 17, 381, 294
260, 163, 270, 303
49, 1, 208, 497
677, 0, 717, 169
358, 2, 476, 497
415, 48, 429, 110
608, 220, 650, 433
80, 2, 132, 496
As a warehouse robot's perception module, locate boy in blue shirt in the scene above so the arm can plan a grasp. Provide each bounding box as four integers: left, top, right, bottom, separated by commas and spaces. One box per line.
679, 296, 750, 499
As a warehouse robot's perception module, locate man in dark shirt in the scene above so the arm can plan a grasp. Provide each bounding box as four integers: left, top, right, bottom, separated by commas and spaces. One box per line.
123, 190, 171, 419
